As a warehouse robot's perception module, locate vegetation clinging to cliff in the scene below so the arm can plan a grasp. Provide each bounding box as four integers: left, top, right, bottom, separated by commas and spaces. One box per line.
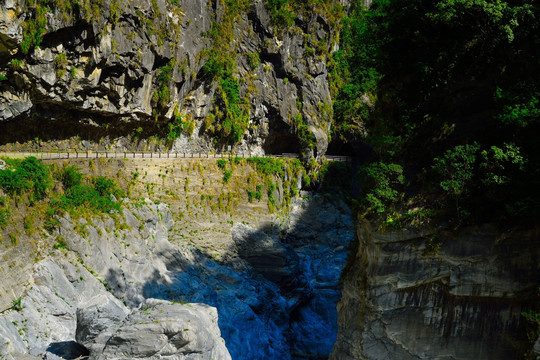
0, 157, 123, 239
334, 0, 540, 225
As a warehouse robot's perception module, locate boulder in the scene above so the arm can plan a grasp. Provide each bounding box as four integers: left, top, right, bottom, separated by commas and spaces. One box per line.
98, 299, 231, 360
75, 294, 129, 355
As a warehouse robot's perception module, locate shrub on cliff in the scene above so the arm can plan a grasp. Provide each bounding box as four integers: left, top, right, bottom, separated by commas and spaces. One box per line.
0, 157, 51, 202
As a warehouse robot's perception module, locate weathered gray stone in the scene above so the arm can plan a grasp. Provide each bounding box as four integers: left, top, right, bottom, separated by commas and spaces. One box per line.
0, 0, 336, 159
99, 298, 231, 360
0, 190, 355, 360
331, 220, 540, 360
75, 294, 129, 355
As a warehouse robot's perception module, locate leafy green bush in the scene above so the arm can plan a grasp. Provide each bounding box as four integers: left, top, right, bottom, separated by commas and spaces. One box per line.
0, 157, 51, 201
266, 0, 296, 27
49, 181, 121, 218
21, 4, 48, 54
431, 142, 527, 219
247, 157, 286, 177
432, 143, 480, 202
247, 52, 260, 69
59, 165, 83, 189
247, 190, 255, 202
247, 184, 263, 202
217, 159, 227, 169
223, 170, 232, 184
46, 173, 123, 230
10, 59, 21, 69
94, 176, 118, 197
153, 59, 175, 108
167, 109, 197, 143
55, 53, 67, 68
359, 162, 404, 214
217, 76, 249, 144
255, 184, 263, 200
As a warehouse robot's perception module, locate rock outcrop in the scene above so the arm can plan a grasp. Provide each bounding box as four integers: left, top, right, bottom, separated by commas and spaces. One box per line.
0, 192, 355, 360
96, 299, 230, 360
0, 0, 338, 158
331, 219, 540, 360
0, 201, 232, 360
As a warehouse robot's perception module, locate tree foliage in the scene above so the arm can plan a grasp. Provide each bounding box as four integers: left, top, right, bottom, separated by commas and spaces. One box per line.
336, 0, 540, 222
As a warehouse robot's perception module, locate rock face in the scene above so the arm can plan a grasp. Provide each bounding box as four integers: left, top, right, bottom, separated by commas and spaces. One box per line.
97, 299, 230, 360
0, 201, 231, 360
0, 193, 355, 360
75, 294, 129, 355
331, 219, 540, 360
0, 0, 337, 158
0, 259, 128, 360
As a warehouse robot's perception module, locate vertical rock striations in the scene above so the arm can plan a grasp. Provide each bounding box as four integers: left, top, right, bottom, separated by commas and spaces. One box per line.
332, 219, 539, 359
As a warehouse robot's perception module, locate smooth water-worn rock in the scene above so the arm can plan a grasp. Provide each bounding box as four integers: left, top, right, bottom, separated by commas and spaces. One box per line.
98, 299, 231, 360
0, 195, 355, 360
0, 259, 120, 360
331, 219, 539, 360
0, 201, 232, 360
75, 294, 129, 355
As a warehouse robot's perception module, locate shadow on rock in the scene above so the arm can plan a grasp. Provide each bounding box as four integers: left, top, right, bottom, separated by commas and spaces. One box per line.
139, 191, 355, 360
45, 341, 89, 360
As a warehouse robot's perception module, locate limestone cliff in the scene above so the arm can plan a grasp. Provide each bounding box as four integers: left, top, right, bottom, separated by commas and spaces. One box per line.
0, 176, 355, 360
331, 218, 540, 360
0, 201, 232, 360
0, 0, 339, 158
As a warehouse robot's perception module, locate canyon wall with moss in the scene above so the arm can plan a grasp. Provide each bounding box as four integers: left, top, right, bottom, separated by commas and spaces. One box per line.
0, 0, 343, 158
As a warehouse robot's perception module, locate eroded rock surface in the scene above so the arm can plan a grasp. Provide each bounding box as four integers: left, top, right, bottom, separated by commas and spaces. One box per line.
0, 0, 337, 158
98, 299, 230, 360
0, 201, 231, 360
0, 194, 355, 360
331, 220, 539, 360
